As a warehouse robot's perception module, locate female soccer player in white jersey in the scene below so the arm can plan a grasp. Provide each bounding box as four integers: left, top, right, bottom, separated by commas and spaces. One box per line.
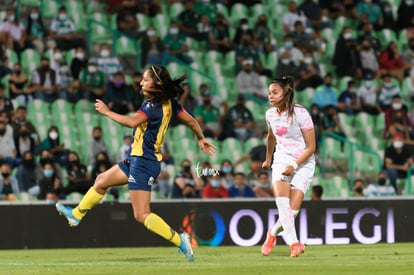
261, 76, 316, 258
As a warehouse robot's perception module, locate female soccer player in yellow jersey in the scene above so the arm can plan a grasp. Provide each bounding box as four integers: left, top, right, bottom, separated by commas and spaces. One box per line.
56, 65, 216, 262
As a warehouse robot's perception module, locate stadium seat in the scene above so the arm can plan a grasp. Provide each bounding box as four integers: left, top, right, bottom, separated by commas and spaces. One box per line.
243, 137, 263, 154
136, 13, 151, 30
229, 3, 249, 25
19, 0, 40, 7
354, 150, 382, 175
27, 99, 51, 139
116, 36, 137, 56
168, 2, 185, 20
66, 1, 87, 32
21, 49, 41, 76
41, 0, 59, 18
151, 14, 170, 37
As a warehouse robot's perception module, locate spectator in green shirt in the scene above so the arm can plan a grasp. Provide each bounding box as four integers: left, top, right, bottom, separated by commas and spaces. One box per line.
208, 13, 233, 53
163, 22, 193, 64
193, 91, 222, 139
178, 1, 202, 40
76, 58, 105, 102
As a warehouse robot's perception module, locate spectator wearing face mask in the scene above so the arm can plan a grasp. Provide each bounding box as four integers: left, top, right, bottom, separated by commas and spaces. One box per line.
397, 0, 414, 30
103, 71, 133, 115
312, 74, 338, 111
333, 27, 362, 78
38, 126, 68, 165
77, 58, 106, 102
163, 22, 193, 64
14, 123, 36, 163
70, 47, 88, 80
16, 150, 38, 194
88, 126, 111, 168
0, 162, 19, 201
357, 72, 381, 116
352, 178, 365, 197
37, 160, 62, 202
275, 51, 300, 79
171, 159, 204, 199
208, 13, 233, 54
337, 80, 361, 115
236, 59, 265, 100
49, 6, 86, 51
233, 18, 254, 46
141, 26, 166, 68
202, 174, 229, 199
278, 34, 304, 67
29, 57, 59, 103
365, 171, 396, 197
377, 73, 401, 111
384, 95, 410, 138
96, 44, 123, 80
296, 51, 323, 91
384, 132, 413, 194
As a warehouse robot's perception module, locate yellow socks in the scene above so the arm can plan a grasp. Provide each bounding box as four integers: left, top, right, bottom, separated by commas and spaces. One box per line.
144, 213, 181, 246
72, 187, 104, 220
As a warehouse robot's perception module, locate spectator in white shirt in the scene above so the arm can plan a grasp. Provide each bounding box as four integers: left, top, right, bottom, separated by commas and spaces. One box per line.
49, 6, 85, 51
96, 43, 123, 80
278, 34, 304, 66
282, 1, 307, 34
236, 59, 265, 101
0, 9, 32, 58
364, 171, 396, 197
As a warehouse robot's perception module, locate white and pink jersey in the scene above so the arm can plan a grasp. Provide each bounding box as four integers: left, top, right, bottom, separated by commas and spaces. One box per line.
265, 105, 315, 165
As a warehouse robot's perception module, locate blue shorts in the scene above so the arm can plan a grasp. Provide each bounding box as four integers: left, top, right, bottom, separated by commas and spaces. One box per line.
118, 156, 161, 191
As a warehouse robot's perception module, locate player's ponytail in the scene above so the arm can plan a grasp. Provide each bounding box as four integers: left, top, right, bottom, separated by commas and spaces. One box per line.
148, 65, 187, 102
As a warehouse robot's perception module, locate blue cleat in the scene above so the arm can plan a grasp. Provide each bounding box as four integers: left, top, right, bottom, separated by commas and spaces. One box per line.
56, 202, 80, 227
178, 233, 194, 262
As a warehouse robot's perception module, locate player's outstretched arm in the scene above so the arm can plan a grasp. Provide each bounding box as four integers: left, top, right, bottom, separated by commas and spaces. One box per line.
94, 99, 147, 128
178, 109, 216, 156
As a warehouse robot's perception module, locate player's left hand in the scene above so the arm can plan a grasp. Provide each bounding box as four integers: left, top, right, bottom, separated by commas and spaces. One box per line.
95, 99, 110, 116
199, 139, 216, 156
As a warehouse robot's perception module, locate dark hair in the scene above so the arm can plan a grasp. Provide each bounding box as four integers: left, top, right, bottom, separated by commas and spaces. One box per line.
271, 76, 296, 119
234, 172, 246, 178
26, 8, 45, 37
258, 171, 269, 177
147, 65, 187, 102
312, 185, 323, 197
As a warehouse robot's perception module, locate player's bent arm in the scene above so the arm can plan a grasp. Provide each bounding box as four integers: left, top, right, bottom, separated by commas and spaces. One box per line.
295, 128, 316, 166
106, 111, 148, 128
177, 109, 205, 140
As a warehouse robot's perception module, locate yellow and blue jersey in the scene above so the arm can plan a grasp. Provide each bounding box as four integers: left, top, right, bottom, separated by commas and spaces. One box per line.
130, 98, 183, 161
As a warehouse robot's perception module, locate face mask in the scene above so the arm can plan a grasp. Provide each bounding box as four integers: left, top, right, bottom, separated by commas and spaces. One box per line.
378, 178, 386, 186
100, 49, 110, 57
392, 103, 402, 110
355, 187, 363, 194
1, 172, 10, 178
41, 64, 50, 71
0, 129, 6, 136
14, 70, 21, 75
241, 24, 248, 31
43, 169, 53, 178
281, 59, 290, 65
222, 166, 232, 174
284, 41, 293, 48
88, 65, 97, 73
383, 82, 393, 88
30, 13, 39, 20
365, 80, 373, 87
183, 165, 191, 173
7, 15, 15, 22
93, 136, 101, 142
22, 159, 35, 167
304, 57, 312, 64
58, 13, 67, 21
147, 30, 156, 37
343, 32, 353, 40
169, 28, 179, 35
393, 140, 403, 149
49, 131, 58, 140
20, 130, 30, 137
365, 0, 371, 4
60, 66, 69, 73
203, 99, 211, 105
114, 80, 124, 88
349, 88, 357, 93
211, 180, 221, 188
75, 52, 85, 59
384, 6, 392, 13
406, 0, 413, 6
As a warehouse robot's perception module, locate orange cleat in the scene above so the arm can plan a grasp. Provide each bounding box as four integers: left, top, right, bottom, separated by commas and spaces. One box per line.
261, 231, 277, 256
289, 242, 305, 258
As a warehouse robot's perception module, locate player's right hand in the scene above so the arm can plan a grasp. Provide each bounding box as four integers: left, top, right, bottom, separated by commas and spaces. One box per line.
262, 160, 271, 170
199, 139, 216, 156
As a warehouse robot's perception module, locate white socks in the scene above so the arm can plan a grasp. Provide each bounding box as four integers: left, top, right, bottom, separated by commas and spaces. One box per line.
270, 209, 299, 236
273, 197, 299, 246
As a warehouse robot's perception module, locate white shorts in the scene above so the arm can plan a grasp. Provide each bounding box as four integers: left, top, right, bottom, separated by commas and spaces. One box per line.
271, 160, 315, 194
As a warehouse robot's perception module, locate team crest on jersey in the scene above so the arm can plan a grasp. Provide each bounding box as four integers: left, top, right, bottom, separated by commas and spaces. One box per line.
148, 176, 155, 186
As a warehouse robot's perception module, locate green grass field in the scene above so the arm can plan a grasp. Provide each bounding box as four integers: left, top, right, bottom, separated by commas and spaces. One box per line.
0, 243, 413, 275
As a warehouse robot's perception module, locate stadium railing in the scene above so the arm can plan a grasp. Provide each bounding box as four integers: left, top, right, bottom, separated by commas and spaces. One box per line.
320, 131, 383, 188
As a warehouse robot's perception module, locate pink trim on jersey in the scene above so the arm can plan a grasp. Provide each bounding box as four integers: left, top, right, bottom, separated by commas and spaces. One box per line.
176, 108, 184, 117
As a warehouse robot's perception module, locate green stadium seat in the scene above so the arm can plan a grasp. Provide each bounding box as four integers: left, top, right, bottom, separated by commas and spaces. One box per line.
27, 99, 51, 139
354, 150, 382, 175
19, 0, 41, 7
151, 14, 170, 37
116, 36, 137, 56
229, 3, 249, 25
377, 28, 397, 46
67, 1, 87, 32
21, 49, 41, 76
137, 14, 151, 30
6, 49, 18, 68
168, 2, 185, 20
41, 0, 59, 18
243, 137, 263, 154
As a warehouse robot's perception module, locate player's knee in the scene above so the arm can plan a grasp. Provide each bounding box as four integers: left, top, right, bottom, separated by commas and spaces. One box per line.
133, 211, 147, 224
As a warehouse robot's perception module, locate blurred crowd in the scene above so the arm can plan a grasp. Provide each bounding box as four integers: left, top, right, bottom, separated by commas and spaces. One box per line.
1, 0, 414, 201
